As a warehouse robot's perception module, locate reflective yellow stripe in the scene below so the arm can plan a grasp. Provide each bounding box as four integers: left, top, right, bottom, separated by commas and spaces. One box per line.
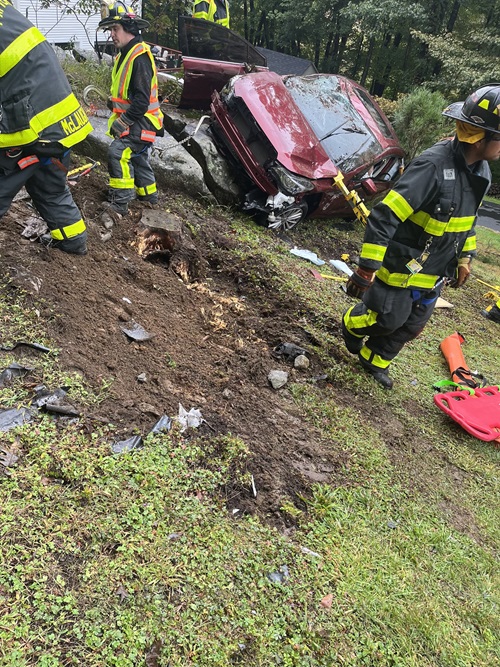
349, 309, 378, 329
51, 219, 86, 240
361, 242, 386, 262
120, 146, 133, 181
383, 190, 413, 221
360, 346, 390, 369
462, 236, 476, 252
377, 266, 439, 289
110, 177, 135, 189
410, 211, 476, 236
0, 27, 46, 77
136, 183, 157, 196
0, 94, 88, 148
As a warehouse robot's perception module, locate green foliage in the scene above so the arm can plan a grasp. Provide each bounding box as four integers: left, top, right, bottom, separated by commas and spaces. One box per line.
392, 87, 448, 160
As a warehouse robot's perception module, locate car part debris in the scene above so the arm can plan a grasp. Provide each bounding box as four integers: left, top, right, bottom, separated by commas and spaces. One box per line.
0, 341, 50, 353
290, 247, 325, 265
121, 321, 155, 341
0, 408, 32, 432
273, 342, 307, 361
0, 363, 34, 388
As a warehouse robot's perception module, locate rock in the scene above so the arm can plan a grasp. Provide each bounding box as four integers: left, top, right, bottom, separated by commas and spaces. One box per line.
268, 370, 288, 389
137, 373, 147, 383
294, 354, 310, 369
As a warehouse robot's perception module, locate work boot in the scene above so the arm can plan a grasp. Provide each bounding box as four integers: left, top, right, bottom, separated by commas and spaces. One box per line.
481, 304, 500, 323
39, 232, 87, 255
359, 358, 393, 389
103, 201, 128, 216
342, 320, 364, 354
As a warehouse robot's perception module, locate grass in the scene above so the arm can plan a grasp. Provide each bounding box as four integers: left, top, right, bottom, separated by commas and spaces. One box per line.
1, 181, 500, 663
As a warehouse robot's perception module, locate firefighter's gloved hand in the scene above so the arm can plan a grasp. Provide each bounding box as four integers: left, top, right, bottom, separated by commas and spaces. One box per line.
106, 96, 114, 111
346, 267, 375, 299
110, 116, 131, 138
450, 256, 471, 288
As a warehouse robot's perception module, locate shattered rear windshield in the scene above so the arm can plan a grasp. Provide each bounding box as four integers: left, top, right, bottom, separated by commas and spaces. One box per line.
283, 75, 382, 172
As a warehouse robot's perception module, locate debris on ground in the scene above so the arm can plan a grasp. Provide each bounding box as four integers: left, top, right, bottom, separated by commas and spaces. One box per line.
177, 404, 203, 432
290, 247, 325, 265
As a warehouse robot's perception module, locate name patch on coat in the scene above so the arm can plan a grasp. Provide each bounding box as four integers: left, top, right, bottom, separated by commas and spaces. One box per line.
443, 169, 455, 180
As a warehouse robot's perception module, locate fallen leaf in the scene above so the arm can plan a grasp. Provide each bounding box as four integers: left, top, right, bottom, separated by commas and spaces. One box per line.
115, 584, 129, 602
320, 593, 334, 609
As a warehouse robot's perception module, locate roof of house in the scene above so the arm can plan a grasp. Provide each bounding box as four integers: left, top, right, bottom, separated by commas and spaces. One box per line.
255, 47, 318, 76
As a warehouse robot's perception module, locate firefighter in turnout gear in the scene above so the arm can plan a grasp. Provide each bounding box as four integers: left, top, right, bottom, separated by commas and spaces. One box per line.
193, 0, 230, 28
99, 1, 163, 216
342, 84, 500, 389
0, 1, 92, 254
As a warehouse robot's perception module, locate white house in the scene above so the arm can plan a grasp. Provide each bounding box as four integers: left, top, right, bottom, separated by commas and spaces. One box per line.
12, 1, 142, 51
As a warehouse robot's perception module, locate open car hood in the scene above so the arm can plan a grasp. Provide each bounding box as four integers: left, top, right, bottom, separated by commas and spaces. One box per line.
229, 72, 337, 179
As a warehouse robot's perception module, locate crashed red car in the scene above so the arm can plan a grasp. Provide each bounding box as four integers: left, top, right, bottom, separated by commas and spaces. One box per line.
210, 72, 404, 229
176, 17, 404, 230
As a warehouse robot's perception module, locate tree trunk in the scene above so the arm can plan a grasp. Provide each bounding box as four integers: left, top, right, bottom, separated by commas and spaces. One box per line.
360, 36, 375, 87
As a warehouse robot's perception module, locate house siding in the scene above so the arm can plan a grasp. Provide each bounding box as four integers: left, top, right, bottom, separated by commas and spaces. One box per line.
12, 1, 142, 50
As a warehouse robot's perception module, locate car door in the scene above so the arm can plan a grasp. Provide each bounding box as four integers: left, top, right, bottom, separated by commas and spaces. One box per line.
178, 16, 268, 110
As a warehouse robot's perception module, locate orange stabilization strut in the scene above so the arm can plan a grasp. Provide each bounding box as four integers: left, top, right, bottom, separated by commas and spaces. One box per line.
439, 332, 478, 388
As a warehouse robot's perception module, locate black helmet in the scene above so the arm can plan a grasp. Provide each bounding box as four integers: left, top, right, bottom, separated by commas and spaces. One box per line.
443, 84, 500, 135
98, 1, 149, 31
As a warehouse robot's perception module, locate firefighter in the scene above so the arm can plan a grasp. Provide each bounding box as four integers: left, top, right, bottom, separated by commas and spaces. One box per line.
342, 84, 500, 389
98, 1, 164, 216
481, 298, 500, 323
192, 0, 230, 28
0, 2, 92, 255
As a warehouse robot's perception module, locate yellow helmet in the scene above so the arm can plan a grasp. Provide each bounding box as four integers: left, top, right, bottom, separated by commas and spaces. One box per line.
98, 1, 149, 30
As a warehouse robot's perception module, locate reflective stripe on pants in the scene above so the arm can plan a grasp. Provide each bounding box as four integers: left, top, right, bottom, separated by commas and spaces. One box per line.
107, 134, 157, 207
343, 278, 441, 372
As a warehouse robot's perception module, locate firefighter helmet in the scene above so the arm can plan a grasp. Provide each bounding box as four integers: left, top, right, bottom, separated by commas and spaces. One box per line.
98, 1, 149, 30
443, 84, 500, 135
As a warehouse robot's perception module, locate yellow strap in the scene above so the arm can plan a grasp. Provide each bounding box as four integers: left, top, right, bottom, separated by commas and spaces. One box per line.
0, 27, 46, 77
333, 171, 369, 225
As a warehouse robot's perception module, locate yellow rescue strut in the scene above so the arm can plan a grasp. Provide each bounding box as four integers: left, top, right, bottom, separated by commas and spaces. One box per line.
333, 170, 370, 225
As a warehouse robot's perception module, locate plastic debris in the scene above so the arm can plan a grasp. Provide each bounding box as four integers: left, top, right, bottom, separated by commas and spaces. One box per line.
0, 363, 34, 388
268, 370, 288, 389
273, 342, 307, 361
177, 404, 204, 432
0, 341, 50, 353
0, 408, 32, 432
251, 474, 257, 498
150, 415, 172, 434
121, 320, 154, 341
267, 565, 290, 584
290, 247, 325, 266
112, 435, 143, 454
329, 259, 353, 277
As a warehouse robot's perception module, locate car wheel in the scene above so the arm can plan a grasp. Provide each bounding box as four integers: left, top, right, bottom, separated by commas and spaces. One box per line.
268, 202, 308, 232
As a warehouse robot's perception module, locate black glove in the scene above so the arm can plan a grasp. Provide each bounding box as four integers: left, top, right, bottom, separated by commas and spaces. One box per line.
110, 116, 131, 138
106, 96, 114, 111
346, 267, 375, 299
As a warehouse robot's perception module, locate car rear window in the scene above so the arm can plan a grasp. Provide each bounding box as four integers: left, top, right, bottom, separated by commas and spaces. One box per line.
283, 75, 381, 171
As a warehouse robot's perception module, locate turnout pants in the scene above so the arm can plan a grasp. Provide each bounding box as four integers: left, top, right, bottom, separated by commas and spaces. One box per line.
107, 134, 158, 211
0, 150, 86, 244
343, 278, 441, 373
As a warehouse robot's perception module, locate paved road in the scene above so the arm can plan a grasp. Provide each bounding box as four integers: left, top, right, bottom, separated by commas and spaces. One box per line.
477, 201, 500, 232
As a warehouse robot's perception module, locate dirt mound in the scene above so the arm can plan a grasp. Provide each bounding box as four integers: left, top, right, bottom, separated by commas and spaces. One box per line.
0, 170, 354, 527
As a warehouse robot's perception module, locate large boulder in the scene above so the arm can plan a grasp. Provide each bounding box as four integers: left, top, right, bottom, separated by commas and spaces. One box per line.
78, 117, 212, 199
